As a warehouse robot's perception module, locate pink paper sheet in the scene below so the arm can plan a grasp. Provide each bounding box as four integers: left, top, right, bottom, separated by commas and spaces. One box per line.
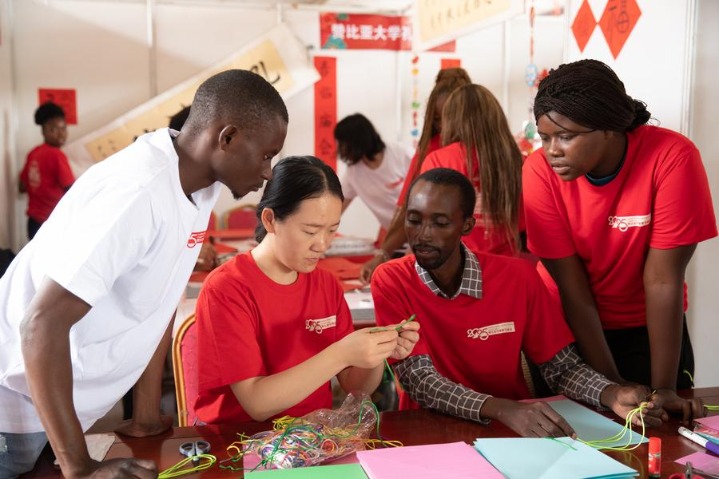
696, 415, 719, 430
356, 442, 503, 479
675, 451, 719, 475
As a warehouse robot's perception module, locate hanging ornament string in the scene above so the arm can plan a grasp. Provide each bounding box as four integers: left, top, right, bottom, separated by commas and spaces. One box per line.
410, 55, 421, 150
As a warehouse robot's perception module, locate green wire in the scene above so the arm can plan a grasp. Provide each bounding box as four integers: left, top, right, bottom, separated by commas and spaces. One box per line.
158, 454, 216, 479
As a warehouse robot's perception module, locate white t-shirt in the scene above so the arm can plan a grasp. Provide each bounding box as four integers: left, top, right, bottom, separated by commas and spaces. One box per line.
0, 129, 221, 433
340, 142, 412, 229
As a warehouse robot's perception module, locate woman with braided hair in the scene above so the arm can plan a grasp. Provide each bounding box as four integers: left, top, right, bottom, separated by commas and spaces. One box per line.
523, 59, 716, 421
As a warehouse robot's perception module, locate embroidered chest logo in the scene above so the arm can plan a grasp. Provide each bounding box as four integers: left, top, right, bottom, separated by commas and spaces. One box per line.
607, 214, 651, 232
187, 231, 206, 248
467, 321, 516, 340
306, 316, 337, 334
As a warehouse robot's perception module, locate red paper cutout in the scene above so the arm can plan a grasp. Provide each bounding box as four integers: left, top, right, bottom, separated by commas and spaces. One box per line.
429, 40, 457, 53
38, 88, 77, 125
571, 0, 597, 53
441, 58, 462, 69
599, 0, 641, 59
314, 56, 337, 171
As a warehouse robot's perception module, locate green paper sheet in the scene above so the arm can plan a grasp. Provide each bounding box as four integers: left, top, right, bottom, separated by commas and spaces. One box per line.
245, 463, 368, 478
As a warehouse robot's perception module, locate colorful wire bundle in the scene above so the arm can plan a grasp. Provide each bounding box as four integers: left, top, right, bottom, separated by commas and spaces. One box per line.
158, 454, 216, 479
219, 397, 401, 472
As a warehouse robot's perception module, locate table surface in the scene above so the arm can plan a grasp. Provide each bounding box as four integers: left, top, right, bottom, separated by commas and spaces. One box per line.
22, 388, 719, 478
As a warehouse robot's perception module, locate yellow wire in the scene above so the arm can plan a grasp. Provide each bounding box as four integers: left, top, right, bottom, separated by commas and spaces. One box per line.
158, 454, 216, 479
578, 403, 647, 451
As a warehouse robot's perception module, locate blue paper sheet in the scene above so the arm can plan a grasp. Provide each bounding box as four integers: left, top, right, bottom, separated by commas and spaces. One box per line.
473, 437, 638, 479
547, 399, 648, 448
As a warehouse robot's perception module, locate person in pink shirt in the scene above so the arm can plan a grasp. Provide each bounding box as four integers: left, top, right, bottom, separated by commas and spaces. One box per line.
523, 59, 715, 421
19, 102, 75, 239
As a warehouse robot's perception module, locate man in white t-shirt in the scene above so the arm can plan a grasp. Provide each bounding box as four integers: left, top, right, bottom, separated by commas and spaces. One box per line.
334, 114, 412, 230
0, 70, 288, 479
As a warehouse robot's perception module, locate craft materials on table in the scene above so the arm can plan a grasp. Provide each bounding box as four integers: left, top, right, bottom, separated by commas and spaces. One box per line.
675, 452, 719, 478
524, 397, 648, 450
220, 393, 400, 472
158, 440, 216, 479
357, 441, 503, 479
679, 427, 719, 455
473, 436, 638, 479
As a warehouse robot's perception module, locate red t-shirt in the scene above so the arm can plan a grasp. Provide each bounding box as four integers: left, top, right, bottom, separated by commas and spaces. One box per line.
396, 135, 442, 207
194, 251, 354, 424
372, 252, 574, 401
20, 143, 75, 222
523, 125, 717, 329
421, 142, 520, 256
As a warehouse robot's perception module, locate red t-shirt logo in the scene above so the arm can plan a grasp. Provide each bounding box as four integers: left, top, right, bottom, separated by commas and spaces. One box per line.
187, 231, 206, 248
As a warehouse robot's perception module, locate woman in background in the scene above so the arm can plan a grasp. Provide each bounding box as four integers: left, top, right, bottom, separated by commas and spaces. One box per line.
360, 67, 472, 282
420, 83, 523, 256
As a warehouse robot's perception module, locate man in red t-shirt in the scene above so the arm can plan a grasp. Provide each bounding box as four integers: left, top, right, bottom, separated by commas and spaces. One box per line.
372, 168, 664, 436
19, 102, 75, 239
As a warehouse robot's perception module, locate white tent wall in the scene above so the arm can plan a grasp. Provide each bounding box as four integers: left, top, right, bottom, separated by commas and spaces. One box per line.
565, 0, 719, 388
2, 0, 564, 246
687, 0, 719, 389
0, 0, 16, 249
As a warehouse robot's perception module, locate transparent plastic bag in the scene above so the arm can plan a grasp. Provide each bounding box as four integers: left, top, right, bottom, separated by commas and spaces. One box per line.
245, 392, 377, 469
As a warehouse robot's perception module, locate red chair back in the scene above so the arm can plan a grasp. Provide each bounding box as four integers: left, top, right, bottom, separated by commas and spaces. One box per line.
224, 205, 257, 230
172, 315, 199, 426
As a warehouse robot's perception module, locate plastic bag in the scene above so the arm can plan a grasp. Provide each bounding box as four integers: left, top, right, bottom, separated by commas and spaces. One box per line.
245, 392, 377, 469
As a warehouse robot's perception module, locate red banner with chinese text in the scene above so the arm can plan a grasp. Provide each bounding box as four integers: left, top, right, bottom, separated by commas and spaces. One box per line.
320, 13, 412, 51
314, 56, 337, 170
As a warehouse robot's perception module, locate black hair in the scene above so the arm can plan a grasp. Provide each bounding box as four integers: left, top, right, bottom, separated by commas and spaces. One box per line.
168, 105, 191, 131
333, 113, 386, 166
34, 102, 65, 126
533, 59, 651, 132
185, 69, 288, 133
255, 156, 344, 242
409, 168, 476, 220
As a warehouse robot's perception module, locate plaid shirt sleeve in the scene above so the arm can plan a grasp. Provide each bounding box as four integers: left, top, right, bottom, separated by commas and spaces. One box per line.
393, 354, 491, 424
539, 344, 614, 407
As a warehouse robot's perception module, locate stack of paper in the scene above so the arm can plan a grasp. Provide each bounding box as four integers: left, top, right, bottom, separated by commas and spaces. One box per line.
474, 436, 638, 479
356, 441, 504, 479
696, 415, 719, 445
